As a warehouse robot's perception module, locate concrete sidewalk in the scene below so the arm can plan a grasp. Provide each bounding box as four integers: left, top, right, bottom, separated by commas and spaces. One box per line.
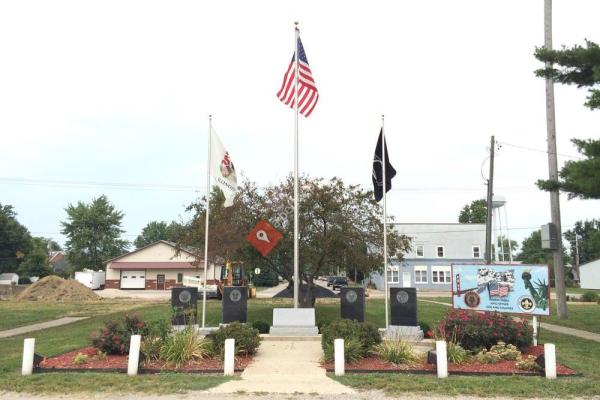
0, 317, 89, 339
419, 299, 600, 343
209, 338, 353, 394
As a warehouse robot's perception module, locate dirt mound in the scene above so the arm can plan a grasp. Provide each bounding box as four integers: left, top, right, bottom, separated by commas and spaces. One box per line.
16, 275, 100, 301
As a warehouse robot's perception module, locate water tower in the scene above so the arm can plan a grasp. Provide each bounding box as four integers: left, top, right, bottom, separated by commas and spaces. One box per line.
491, 195, 513, 263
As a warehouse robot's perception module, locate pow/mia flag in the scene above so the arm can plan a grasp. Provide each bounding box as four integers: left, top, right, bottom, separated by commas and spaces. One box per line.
372, 129, 396, 202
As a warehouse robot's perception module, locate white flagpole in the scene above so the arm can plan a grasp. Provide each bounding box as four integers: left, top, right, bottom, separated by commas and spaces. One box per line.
293, 22, 300, 309
382, 114, 389, 329
202, 115, 212, 328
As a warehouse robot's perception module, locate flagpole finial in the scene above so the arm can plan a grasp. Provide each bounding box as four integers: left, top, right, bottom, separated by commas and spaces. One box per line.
294, 21, 299, 26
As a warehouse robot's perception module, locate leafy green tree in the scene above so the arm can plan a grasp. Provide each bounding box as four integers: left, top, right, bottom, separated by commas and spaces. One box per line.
134, 220, 185, 249
19, 237, 54, 278
458, 199, 487, 223
517, 231, 552, 265
61, 195, 129, 271
0, 203, 32, 274
534, 41, 600, 199
564, 220, 600, 265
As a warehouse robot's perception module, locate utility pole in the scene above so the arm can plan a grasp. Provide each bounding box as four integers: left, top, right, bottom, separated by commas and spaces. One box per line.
544, 0, 567, 319
575, 234, 581, 285
485, 135, 495, 265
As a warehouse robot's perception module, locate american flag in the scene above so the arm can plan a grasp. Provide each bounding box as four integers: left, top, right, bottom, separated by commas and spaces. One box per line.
489, 282, 510, 297
276, 36, 319, 117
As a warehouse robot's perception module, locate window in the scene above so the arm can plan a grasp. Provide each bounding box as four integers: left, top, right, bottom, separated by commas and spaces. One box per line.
436, 246, 445, 258
414, 266, 427, 284
472, 245, 481, 258
387, 266, 399, 284
416, 245, 424, 257
177, 273, 183, 283
432, 266, 451, 284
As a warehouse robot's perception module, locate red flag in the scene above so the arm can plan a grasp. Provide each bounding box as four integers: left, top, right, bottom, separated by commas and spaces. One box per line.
246, 220, 283, 257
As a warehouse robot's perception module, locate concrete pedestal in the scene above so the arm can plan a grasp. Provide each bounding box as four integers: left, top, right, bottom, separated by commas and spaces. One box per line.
384, 325, 424, 341
269, 308, 319, 336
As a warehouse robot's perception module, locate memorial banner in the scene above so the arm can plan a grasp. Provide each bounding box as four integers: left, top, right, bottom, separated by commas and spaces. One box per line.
451, 264, 550, 316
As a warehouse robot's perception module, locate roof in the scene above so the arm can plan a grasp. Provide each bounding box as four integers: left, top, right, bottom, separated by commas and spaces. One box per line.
110, 261, 200, 270
580, 257, 600, 269
105, 240, 200, 264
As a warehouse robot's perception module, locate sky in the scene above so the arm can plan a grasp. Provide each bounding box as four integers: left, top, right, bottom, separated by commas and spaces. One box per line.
0, 0, 599, 252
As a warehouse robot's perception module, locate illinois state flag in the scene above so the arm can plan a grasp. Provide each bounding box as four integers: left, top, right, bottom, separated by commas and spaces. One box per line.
210, 129, 238, 207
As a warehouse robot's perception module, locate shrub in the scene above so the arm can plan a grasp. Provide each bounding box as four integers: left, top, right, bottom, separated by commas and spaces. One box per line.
253, 270, 279, 287
252, 320, 270, 334
321, 319, 381, 359
474, 349, 502, 364
373, 340, 420, 365
581, 291, 599, 302
516, 355, 542, 371
323, 338, 364, 363
91, 314, 149, 355
141, 336, 164, 362
18, 277, 31, 285
209, 322, 261, 357
436, 309, 532, 351
72, 352, 88, 365
447, 342, 469, 364
490, 341, 520, 361
159, 328, 213, 367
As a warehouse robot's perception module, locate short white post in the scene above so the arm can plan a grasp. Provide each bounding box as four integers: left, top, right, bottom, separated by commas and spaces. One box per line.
334, 338, 345, 376
544, 343, 557, 379
533, 316, 538, 346
21, 338, 35, 376
127, 334, 141, 376
224, 338, 235, 376
436, 340, 448, 378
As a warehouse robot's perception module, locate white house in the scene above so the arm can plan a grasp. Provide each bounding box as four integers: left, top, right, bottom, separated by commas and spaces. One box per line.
580, 258, 600, 290
105, 241, 221, 290
0, 273, 19, 285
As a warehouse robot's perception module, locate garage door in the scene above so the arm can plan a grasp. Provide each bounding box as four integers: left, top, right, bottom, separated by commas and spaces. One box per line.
120, 270, 145, 289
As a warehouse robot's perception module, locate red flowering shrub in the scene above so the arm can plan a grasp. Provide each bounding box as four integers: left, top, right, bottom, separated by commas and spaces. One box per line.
436, 309, 532, 351
91, 314, 149, 355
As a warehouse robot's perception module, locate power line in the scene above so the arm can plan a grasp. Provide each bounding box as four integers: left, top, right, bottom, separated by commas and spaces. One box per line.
497, 140, 583, 160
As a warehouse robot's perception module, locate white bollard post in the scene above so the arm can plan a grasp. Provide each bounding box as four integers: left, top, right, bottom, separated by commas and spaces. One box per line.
436, 340, 448, 378
533, 316, 538, 346
334, 338, 345, 376
127, 335, 141, 376
21, 338, 35, 376
224, 338, 235, 376
544, 343, 557, 379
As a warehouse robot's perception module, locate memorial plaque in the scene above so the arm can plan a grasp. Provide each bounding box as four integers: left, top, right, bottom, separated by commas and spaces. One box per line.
340, 287, 365, 322
222, 286, 248, 323
390, 287, 417, 326
171, 287, 198, 325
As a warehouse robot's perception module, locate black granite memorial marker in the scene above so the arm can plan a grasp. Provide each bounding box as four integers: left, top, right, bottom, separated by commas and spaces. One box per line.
340, 287, 365, 322
222, 286, 248, 323
171, 287, 198, 325
390, 287, 417, 326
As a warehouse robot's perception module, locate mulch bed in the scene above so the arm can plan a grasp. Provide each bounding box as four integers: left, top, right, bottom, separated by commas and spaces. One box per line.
39, 347, 253, 374
322, 346, 578, 376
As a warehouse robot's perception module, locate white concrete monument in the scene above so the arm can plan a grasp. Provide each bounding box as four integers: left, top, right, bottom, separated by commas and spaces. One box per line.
270, 308, 319, 336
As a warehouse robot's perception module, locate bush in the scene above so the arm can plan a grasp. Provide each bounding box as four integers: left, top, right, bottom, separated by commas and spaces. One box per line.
474, 342, 521, 364
373, 340, 419, 365
516, 355, 542, 371
323, 338, 364, 363
581, 291, 599, 302
447, 342, 468, 364
436, 309, 532, 351
252, 320, 270, 334
159, 328, 213, 367
141, 336, 164, 362
72, 352, 88, 365
253, 270, 279, 287
91, 314, 149, 355
321, 319, 381, 360
475, 348, 502, 364
18, 277, 31, 285
209, 322, 261, 357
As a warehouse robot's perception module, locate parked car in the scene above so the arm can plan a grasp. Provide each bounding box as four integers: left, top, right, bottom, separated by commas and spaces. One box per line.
326, 276, 336, 287
332, 277, 348, 290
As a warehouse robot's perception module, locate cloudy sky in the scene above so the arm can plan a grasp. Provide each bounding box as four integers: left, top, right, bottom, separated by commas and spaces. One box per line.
0, 0, 598, 250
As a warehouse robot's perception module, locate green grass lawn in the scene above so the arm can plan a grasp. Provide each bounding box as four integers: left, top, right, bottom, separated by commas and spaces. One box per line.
564, 287, 600, 295
541, 303, 600, 334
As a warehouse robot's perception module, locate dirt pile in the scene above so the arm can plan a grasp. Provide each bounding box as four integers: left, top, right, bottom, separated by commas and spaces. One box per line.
16, 275, 100, 301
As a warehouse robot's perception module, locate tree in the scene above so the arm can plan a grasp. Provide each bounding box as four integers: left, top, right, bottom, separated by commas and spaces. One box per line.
134, 221, 185, 249
61, 195, 129, 271
0, 203, 32, 274
517, 230, 572, 286
458, 199, 487, 223
564, 220, 600, 265
178, 176, 411, 307
18, 237, 54, 278
534, 40, 600, 199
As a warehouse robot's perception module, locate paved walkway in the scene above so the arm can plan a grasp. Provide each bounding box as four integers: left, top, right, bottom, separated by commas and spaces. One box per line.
419, 299, 600, 343
209, 338, 354, 394
0, 317, 89, 339
256, 282, 290, 299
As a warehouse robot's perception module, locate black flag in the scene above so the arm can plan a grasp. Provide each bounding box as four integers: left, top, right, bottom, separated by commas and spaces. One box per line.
372, 128, 396, 202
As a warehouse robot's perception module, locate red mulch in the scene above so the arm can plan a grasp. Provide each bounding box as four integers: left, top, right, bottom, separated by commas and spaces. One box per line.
321, 346, 577, 376
40, 347, 253, 373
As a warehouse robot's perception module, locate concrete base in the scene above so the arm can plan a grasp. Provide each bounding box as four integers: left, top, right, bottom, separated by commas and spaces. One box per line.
269, 326, 319, 336
382, 325, 424, 341
270, 308, 319, 337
